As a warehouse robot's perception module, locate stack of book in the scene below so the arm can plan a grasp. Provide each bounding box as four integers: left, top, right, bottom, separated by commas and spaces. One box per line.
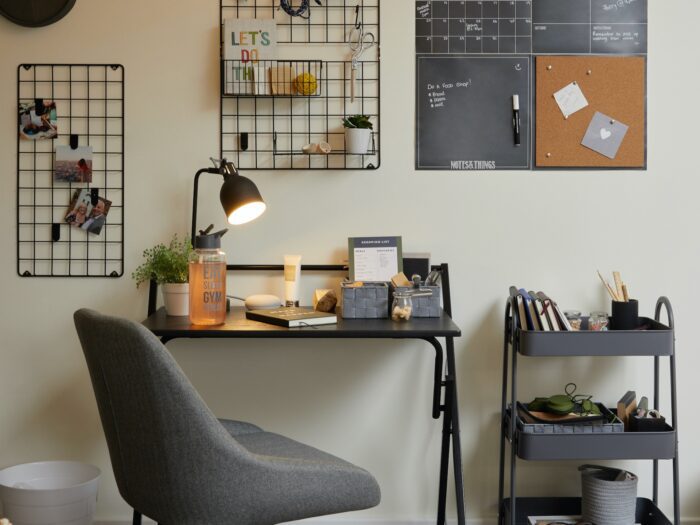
509, 287, 573, 331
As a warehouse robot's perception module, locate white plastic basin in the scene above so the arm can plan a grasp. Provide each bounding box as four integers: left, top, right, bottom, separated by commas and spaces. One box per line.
0, 461, 100, 525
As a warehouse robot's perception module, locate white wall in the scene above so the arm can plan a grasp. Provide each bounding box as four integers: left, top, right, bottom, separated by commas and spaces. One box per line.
1, 1, 699, 522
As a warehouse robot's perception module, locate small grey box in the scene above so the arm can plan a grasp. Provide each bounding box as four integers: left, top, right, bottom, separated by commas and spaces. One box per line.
392, 284, 442, 317
341, 282, 389, 319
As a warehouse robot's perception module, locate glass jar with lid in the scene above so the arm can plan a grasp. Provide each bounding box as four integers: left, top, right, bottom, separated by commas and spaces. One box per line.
564, 310, 582, 331
391, 292, 413, 322
589, 311, 609, 331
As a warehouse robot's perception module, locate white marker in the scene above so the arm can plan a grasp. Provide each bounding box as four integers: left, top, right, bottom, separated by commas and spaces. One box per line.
512, 95, 521, 147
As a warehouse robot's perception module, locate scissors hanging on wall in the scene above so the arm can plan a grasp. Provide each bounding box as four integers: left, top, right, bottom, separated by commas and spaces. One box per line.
279, 0, 322, 20
349, 5, 375, 102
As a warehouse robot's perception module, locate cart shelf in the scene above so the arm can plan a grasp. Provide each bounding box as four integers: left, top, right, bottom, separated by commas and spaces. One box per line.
501, 497, 672, 525
518, 317, 673, 357
505, 408, 676, 461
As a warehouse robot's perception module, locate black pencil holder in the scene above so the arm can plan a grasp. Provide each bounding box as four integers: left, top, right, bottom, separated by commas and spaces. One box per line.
611, 299, 639, 330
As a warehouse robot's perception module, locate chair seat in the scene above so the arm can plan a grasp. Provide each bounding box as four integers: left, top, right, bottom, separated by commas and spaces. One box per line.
218, 419, 381, 519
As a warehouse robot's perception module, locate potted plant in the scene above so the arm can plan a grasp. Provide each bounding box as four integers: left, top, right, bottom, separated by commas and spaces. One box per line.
133, 234, 193, 316
342, 115, 373, 155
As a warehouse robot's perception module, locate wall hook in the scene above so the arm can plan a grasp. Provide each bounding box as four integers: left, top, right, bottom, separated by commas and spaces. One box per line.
52, 223, 61, 242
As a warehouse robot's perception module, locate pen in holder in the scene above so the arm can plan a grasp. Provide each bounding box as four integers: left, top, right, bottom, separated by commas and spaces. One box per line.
611, 299, 638, 330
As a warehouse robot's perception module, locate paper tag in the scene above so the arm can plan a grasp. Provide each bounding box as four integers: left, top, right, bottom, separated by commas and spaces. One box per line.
553, 82, 589, 118
581, 111, 629, 159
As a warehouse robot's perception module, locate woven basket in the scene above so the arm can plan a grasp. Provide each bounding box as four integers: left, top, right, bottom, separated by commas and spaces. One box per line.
580, 465, 638, 525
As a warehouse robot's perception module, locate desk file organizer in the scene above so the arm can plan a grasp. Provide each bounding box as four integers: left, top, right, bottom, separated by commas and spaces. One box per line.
17, 64, 125, 278
498, 294, 679, 525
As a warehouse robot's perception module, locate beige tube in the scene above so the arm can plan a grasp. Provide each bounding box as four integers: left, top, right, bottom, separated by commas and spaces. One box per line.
284, 254, 302, 307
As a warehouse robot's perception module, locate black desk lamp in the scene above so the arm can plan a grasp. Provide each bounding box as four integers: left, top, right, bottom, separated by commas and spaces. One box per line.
190, 158, 266, 244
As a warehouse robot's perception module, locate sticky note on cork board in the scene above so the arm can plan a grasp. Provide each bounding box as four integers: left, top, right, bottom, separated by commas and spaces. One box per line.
535, 55, 646, 169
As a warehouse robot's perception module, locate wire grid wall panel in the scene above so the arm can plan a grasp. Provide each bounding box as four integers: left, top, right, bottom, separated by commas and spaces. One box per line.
222, 60, 379, 169
220, 0, 380, 170
221, 0, 379, 44
17, 64, 125, 278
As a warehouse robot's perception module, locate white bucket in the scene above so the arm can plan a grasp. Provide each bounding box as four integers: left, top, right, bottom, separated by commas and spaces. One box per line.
0, 461, 100, 525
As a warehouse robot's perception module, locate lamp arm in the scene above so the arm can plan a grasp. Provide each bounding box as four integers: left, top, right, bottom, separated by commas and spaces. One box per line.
191, 167, 223, 246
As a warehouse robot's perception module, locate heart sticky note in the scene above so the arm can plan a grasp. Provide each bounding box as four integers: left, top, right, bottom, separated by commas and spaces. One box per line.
582, 112, 629, 159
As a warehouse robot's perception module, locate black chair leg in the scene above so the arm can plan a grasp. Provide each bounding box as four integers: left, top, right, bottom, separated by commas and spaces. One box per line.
132, 510, 142, 525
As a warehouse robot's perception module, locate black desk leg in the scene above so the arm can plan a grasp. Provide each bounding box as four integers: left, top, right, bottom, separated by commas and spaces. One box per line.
431, 336, 466, 525
446, 336, 466, 525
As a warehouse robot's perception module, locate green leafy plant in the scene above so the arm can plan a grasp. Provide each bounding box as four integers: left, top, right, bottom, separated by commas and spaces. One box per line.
342, 114, 373, 130
132, 234, 193, 287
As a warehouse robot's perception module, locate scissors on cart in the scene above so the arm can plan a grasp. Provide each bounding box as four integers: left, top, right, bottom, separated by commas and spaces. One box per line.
348, 12, 375, 102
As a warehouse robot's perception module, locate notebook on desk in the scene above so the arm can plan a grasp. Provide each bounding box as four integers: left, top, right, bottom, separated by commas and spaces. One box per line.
246, 307, 337, 328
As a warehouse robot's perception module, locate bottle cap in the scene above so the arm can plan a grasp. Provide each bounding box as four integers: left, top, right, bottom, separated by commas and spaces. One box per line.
195, 224, 228, 249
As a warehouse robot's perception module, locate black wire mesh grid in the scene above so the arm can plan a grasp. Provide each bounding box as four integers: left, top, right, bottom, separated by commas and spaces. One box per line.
221, 0, 379, 44
16, 64, 125, 278
220, 0, 380, 170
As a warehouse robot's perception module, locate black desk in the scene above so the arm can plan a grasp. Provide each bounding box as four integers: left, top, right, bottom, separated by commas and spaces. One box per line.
142, 264, 465, 525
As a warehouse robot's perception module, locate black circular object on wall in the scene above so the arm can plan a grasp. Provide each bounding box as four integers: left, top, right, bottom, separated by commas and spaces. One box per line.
0, 0, 76, 27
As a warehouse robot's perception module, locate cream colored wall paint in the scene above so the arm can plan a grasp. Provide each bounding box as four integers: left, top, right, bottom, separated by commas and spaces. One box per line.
1, 0, 698, 522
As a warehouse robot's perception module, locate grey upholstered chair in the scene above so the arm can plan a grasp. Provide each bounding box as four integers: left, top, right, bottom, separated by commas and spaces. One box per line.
74, 309, 380, 525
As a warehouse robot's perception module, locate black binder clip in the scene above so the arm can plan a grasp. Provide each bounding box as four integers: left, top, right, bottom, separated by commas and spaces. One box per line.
70, 134, 79, 150
52, 223, 61, 242
35, 98, 45, 114
90, 187, 99, 206
240, 132, 249, 151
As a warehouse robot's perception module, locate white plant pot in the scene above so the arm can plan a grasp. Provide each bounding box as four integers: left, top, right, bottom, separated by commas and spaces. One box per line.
162, 283, 189, 316
344, 128, 371, 155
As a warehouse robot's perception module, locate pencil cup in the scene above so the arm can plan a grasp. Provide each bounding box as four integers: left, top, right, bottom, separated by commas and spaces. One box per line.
610, 299, 639, 330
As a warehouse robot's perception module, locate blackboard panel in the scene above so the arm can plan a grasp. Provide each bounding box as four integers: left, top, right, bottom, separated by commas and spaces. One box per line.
533, 24, 592, 54
532, 0, 647, 54
416, 56, 531, 170
591, 23, 647, 54
592, 0, 647, 24
533, 0, 590, 23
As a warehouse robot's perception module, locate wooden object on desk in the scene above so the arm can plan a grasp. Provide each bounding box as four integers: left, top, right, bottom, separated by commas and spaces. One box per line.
535, 55, 646, 168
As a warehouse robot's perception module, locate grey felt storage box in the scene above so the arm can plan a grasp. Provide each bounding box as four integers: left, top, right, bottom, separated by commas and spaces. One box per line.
392, 284, 441, 317
505, 407, 676, 460
514, 403, 623, 434
341, 282, 389, 319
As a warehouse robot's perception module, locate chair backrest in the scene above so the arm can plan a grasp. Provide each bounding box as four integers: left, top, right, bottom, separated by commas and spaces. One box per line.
73, 309, 246, 515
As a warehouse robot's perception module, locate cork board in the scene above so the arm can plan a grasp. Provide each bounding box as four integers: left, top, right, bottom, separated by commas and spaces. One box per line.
535, 55, 646, 169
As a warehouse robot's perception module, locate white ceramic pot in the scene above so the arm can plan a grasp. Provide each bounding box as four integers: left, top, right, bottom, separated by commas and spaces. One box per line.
344, 128, 372, 155
162, 283, 189, 316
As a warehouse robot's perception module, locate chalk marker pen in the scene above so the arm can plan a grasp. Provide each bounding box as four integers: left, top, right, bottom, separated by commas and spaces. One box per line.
512, 95, 521, 147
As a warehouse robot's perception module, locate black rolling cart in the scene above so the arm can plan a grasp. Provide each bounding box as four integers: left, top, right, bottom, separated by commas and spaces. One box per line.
498, 295, 680, 525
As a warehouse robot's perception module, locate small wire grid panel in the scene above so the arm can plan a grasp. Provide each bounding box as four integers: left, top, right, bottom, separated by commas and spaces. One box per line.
17, 64, 125, 278
221, 0, 380, 44
220, 0, 381, 170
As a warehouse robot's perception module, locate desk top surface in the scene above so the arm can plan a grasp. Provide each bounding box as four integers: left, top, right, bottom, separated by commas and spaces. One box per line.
142, 307, 461, 340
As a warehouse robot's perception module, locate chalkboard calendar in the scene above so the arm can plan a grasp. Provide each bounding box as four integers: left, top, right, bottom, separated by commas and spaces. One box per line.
416, 1, 533, 54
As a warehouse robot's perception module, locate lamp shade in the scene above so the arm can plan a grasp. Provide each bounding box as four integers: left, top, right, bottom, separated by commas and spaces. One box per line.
219, 174, 266, 225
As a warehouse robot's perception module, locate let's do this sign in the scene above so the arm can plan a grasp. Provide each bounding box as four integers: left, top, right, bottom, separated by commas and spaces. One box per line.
223, 19, 277, 94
